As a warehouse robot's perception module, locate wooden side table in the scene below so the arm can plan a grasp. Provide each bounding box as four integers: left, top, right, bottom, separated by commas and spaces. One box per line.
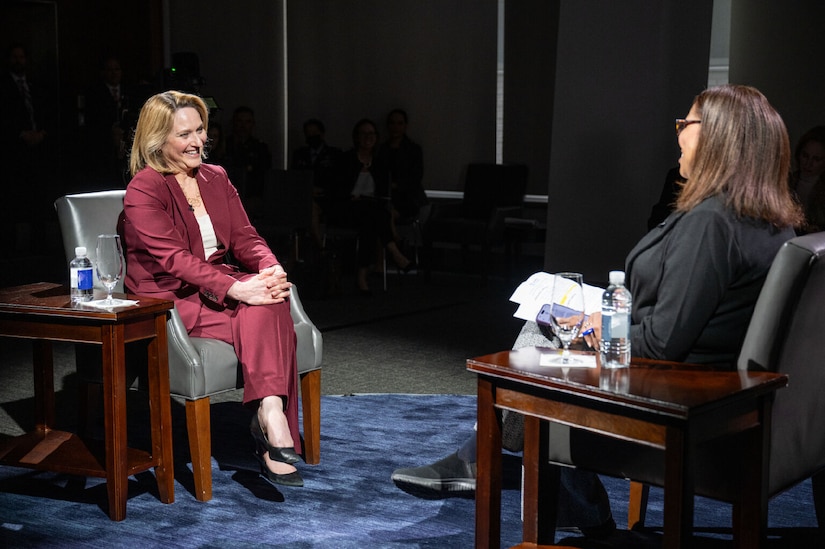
0, 282, 174, 521
468, 346, 788, 549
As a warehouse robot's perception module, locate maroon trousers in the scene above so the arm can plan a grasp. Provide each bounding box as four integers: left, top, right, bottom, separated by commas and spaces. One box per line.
177, 285, 301, 453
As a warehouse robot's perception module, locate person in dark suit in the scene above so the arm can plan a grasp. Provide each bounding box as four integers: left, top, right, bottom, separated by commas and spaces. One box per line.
0, 42, 56, 250
0, 43, 49, 161
291, 118, 341, 246
377, 108, 426, 223
84, 54, 131, 184
121, 91, 304, 487
392, 85, 802, 537
325, 118, 414, 294
291, 118, 341, 188
225, 105, 272, 206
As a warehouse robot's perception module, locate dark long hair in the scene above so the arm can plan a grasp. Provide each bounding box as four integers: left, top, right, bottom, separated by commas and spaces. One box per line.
676, 84, 802, 228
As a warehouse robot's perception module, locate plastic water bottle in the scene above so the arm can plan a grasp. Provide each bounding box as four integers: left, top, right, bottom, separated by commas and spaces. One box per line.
70, 246, 94, 303
600, 270, 632, 368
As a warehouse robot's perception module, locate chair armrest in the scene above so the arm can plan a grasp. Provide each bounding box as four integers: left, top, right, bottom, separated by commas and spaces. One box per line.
488, 206, 524, 238
167, 306, 239, 398
167, 306, 203, 366
290, 284, 323, 371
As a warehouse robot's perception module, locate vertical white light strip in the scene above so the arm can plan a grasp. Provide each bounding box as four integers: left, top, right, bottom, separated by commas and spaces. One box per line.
282, 0, 289, 169
496, 0, 505, 163
707, 0, 731, 87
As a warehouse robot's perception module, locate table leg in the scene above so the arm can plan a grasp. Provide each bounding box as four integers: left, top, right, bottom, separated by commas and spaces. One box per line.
147, 314, 174, 503
523, 416, 558, 544
663, 426, 694, 548
32, 340, 54, 430
101, 324, 129, 521
476, 377, 502, 549
733, 398, 772, 549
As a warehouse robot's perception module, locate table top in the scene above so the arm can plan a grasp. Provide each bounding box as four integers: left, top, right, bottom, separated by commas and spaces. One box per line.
467, 346, 788, 419
0, 282, 172, 321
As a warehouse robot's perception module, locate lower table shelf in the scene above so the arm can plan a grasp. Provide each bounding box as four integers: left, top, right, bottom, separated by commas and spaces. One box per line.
0, 428, 157, 478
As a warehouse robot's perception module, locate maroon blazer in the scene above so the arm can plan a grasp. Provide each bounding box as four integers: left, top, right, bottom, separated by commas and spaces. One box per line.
122, 164, 279, 328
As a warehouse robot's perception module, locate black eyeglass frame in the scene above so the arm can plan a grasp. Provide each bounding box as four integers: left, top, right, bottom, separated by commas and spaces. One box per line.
675, 118, 701, 136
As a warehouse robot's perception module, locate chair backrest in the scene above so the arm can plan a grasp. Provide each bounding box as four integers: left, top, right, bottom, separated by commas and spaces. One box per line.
737, 232, 825, 494
461, 163, 528, 220
54, 190, 127, 291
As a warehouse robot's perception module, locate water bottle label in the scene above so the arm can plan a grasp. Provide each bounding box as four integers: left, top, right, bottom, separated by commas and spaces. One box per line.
70, 267, 79, 288
77, 268, 94, 290
611, 312, 629, 339
600, 311, 612, 341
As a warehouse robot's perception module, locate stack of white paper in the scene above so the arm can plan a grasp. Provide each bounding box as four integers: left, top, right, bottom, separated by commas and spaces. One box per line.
509, 272, 604, 322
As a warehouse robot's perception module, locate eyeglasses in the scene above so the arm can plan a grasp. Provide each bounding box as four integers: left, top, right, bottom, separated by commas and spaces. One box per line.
675, 119, 701, 136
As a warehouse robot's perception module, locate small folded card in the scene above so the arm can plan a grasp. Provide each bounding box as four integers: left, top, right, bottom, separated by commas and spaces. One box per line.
82, 298, 140, 309
539, 350, 597, 368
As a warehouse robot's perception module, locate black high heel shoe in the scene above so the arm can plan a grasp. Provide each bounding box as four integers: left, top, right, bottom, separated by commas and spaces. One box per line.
250, 413, 301, 464
253, 443, 304, 487
401, 260, 417, 274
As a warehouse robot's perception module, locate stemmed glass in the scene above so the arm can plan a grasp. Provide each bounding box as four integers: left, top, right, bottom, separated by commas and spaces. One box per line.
547, 272, 586, 365
96, 234, 124, 306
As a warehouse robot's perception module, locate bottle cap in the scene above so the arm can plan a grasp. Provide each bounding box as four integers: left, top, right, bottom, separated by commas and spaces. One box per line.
75, 246, 87, 256
609, 270, 625, 285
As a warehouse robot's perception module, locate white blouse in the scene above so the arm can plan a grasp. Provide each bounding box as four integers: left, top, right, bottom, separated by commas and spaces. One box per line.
351, 171, 375, 198
196, 213, 220, 259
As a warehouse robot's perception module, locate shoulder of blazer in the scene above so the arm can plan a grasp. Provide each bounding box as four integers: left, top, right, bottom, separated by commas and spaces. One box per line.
196, 163, 231, 187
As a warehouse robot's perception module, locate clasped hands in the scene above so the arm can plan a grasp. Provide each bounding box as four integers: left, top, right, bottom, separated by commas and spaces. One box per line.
227, 265, 291, 305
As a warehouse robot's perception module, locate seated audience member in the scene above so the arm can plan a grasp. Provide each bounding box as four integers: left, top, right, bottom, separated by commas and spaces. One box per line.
1, 42, 57, 242
226, 105, 272, 205
789, 125, 825, 233
646, 166, 683, 230
292, 118, 341, 246
206, 120, 229, 167
377, 109, 427, 226
84, 53, 130, 184
325, 118, 414, 295
292, 118, 341, 189
391, 84, 802, 536
122, 91, 305, 487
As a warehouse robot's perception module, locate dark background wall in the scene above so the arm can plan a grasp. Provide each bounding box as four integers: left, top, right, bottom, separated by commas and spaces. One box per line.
3, 0, 824, 286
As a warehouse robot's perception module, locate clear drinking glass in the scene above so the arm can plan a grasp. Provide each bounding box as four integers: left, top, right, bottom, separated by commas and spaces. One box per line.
95, 234, 124, 305
547, 272, 586, 365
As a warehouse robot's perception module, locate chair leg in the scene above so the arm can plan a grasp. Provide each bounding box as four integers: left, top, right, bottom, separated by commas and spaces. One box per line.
185, 397, 213, 501
813, 471, 825, 528
300, 369, 321, 464
628, 480, 650, 530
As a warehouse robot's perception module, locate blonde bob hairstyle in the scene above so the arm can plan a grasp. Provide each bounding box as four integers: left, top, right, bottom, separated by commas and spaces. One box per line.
129, 90, 209, 177
676, 84, 802, 228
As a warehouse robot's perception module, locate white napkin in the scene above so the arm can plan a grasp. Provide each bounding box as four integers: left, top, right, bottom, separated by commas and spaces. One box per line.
82, 298, 140, 309
539, 351, 597, 368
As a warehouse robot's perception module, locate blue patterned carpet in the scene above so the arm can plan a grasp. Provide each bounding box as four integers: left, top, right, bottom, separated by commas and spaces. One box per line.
0, 394, 820, 548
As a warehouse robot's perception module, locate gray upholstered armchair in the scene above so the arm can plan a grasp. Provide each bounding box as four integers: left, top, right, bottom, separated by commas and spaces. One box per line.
54, 190, 322, 502
546, 232, 825, 541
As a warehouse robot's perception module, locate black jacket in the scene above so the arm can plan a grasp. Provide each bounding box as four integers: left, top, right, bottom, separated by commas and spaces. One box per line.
626, 194, 795, 366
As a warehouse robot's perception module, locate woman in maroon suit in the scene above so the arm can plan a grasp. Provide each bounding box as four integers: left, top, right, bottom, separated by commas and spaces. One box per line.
122, 91, 303, 487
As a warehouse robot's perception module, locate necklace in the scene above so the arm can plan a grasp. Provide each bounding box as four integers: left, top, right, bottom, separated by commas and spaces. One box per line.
176, 174, 202, 211
185, 194, 202, 211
